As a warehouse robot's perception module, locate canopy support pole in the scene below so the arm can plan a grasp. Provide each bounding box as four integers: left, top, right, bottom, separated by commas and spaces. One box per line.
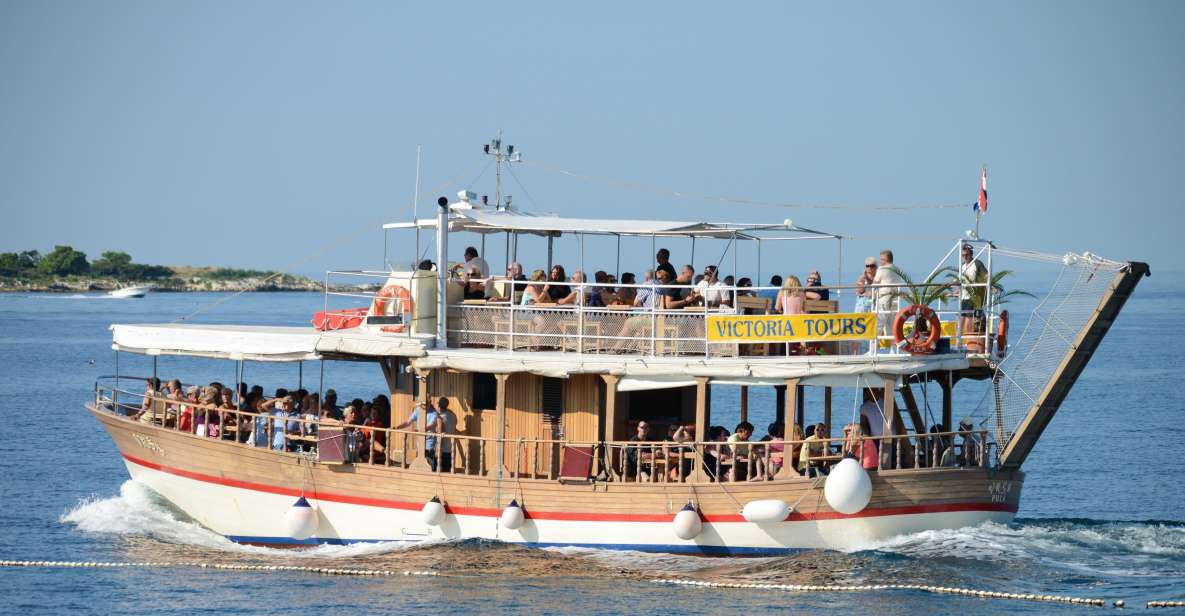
691, 237, 696, 269
318, 359, 324, 408
615, 235, 621, 279
435, 197, 449, 345
739, 385, 748, 423
547, 235, 554, 271
298, 361, 303, 390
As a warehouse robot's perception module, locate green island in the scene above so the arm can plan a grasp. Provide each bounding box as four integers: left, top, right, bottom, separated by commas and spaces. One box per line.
0, 245, 320, 292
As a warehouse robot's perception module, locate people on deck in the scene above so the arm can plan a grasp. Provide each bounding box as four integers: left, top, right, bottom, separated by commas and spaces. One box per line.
804, 271, 829, 301
452, 246, 489, 279
854, 257, 877, 312
872, 249, 905, 336
758, 275, 782, 306
655, 248, 677, 283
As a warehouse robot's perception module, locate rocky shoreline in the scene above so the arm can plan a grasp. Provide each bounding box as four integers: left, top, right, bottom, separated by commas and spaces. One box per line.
0, 274, 325, 293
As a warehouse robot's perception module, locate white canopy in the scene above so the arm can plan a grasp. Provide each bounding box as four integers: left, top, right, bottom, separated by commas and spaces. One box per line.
383, 206, 840, 240
111, 324, 321, 362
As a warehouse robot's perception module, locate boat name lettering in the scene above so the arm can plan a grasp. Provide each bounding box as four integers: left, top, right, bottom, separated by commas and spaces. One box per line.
988, 481, 1011, 503
132, 433, 165, 457
706, 313, 876, 343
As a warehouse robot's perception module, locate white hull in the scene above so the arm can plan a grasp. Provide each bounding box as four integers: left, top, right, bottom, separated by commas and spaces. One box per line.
109, 287, 149, 298
126, 457, 1014, 554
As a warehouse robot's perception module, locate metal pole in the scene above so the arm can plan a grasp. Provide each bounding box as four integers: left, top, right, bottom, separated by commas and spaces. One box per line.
298, 361, 303, 389
504, 232, 510, 272
435, 196, 450, 345
235, 359, 242, 406
731, 231, 738, 281
691, 237, 696, 269
615, 234, 621, 279
318, 359, 324, 404
412, 145, 422, 268
152, 356, 157, 381
579, 233, 585, 275
547, 235, 554, 271
836, 237, 843, 303
757, 238, 762, 287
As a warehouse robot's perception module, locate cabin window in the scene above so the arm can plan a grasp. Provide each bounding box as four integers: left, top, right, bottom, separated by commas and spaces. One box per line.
472, 373, 497, 410
542, 377, 563, 426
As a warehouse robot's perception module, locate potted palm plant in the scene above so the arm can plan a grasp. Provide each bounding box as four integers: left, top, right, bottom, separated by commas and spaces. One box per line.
951, 269, 1033, 352
888, 266, 953, 352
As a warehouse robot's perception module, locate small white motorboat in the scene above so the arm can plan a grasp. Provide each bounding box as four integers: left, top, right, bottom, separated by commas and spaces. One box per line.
108, 286, 150, 298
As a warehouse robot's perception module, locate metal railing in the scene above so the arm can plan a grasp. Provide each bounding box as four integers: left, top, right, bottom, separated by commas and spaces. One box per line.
94, 382, 993, 483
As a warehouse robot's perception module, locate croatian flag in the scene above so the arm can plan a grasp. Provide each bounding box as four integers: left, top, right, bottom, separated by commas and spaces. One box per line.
976, 167, 988, 213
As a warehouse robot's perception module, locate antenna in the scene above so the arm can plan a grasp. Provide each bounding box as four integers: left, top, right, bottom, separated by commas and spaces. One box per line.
483, 130, 522, 211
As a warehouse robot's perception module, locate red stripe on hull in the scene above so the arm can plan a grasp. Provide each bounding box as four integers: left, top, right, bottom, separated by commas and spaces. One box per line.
122, 452, 1017, 523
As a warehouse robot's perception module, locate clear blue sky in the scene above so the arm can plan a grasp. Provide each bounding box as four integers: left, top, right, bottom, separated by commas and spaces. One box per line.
1, 1, 1181, 281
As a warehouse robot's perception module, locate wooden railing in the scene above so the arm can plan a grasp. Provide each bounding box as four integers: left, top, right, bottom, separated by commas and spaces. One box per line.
95, 383, 992, 484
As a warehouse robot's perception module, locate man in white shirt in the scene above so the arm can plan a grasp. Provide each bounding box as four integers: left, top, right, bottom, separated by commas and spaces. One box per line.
695, 265, 730, 307
871, 249, 906, 337
452, 246, 489, 279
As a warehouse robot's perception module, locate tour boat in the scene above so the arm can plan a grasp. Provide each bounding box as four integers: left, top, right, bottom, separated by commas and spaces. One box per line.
108, 285, 150, 299
87, 146, 1150, 554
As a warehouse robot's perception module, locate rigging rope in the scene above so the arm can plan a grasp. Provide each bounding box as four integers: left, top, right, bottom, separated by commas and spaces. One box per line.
520, 159, 973, 212
170, 161, 489, 324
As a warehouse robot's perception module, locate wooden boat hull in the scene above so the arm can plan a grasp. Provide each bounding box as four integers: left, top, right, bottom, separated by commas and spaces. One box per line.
92, 405, 1023, 555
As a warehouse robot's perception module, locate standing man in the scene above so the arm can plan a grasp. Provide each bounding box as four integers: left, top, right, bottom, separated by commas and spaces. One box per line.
957, 243, 988, 348
451, 246, 489, 279
655, 248, 677, 283
695, 264, 729, 307
872, 250, 906, 339
394, 397, 457, 472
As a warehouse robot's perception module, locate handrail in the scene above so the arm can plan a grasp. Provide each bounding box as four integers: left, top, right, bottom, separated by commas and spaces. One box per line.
95, 385, 993, 482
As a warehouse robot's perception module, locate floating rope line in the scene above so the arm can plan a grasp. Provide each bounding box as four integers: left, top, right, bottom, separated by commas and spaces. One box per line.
650, 578, 1114, 608
520, 159, 972, 212
1148, 600, 1185, 609
0, 559, 438, 577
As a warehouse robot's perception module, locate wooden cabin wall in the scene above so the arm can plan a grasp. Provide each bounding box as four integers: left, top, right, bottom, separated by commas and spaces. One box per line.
561, 374, 600, 444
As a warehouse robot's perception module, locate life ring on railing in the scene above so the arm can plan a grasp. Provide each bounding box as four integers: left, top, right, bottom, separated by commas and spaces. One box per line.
893, 304, 942, 355
996, 310, 1009, 357
371, 284, 413, 333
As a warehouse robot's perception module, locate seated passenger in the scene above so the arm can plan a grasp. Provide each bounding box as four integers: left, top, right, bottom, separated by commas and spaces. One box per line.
542, 265, 571, 304
957, 417, 981, 466
843, 423, 878, 470
656, 269, 699, 309
134, 377, 163, 423
735, 277, 753, 297
626, 420, 654, 480
776, 276, 805, 315
788, 423, 805, 474
667, 423, 696, 481
758, 422, 785, 478
696, 265, 730, 308
799, 423, 829, 477
463, 267, 486, 300
804, 271, 829, 301
702, 425, 731, 481
727, 421, 754, 481
758, 275, 782, 305
616, 272, 637, 305
178, 385, 200, 433
520, 269, 547, 305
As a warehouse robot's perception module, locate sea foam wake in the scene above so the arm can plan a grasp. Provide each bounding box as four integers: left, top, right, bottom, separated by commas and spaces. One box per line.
59, 481, 413, 559
60, 481, 1185, 579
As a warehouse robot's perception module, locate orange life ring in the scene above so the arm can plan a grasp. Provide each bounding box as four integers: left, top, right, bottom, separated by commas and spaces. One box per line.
893, 304, 942, 355
371, 284, 413, 333
996, 310, 1009, 357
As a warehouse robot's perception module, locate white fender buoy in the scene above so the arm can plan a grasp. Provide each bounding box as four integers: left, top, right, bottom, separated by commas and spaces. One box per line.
284, 497, 318, 540
741, 499, 791, 524
421, 497, 445, 526
500, 499, 525, 530
824, 456, 873, 514
672, 501, 702, 540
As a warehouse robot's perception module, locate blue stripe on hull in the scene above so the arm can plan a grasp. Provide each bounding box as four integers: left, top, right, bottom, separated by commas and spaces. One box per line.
227, 535, 803, 556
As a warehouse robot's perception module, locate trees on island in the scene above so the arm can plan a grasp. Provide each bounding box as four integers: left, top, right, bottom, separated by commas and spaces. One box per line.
0, 247, 174, 279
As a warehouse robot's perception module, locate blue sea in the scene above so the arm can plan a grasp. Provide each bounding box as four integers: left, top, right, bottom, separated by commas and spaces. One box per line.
1, 273, 1183, 614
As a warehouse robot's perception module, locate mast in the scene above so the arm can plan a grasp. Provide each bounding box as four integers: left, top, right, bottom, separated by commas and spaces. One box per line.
997, 261, 1150, 469
484, 131, 522, 210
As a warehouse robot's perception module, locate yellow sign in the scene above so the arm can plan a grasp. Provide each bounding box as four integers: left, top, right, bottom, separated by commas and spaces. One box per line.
706, 313, 877, 343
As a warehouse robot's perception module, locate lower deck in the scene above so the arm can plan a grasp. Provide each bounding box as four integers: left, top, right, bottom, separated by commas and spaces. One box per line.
91, 403, 1023, 552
